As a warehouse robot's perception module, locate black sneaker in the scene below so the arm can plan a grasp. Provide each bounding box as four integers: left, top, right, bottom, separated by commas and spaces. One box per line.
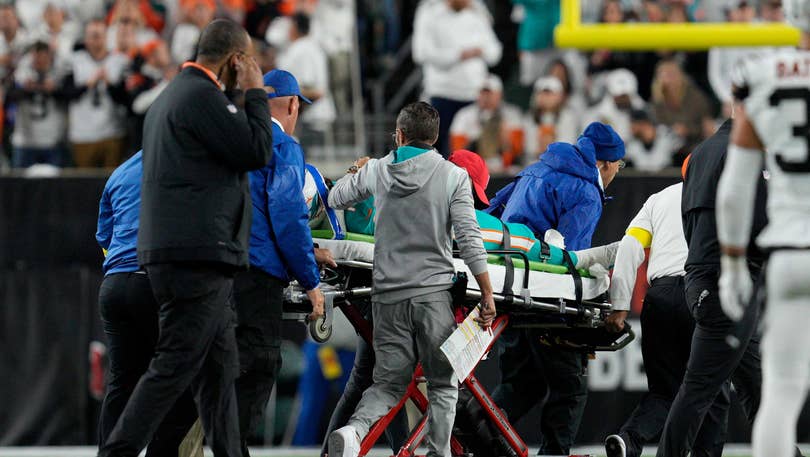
605, 434, 626, 457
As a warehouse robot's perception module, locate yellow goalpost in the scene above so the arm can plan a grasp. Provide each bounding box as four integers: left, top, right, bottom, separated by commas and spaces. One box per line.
553, 0, 801, 50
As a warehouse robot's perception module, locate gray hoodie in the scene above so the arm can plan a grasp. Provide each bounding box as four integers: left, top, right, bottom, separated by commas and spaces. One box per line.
329, 150, 488, 304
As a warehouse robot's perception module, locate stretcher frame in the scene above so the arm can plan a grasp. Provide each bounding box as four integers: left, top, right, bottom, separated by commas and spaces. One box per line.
283, 251, 635, 457
286, 285, 525, 457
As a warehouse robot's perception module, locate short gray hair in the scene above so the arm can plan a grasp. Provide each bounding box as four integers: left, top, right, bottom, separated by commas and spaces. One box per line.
396, 102, 440, 145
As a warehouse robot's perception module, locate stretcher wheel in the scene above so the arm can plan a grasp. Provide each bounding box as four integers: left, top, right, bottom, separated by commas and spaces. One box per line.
309, 316, 332, 343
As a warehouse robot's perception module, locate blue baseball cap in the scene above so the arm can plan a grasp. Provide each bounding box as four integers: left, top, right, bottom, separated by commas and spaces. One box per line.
263, 69, 312, 104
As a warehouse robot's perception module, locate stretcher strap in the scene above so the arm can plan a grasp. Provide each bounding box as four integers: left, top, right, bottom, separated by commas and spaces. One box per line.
500, 221, 515, 298
562, 249, 582, 305
306, 164, 345, 240
539, 239, 551, 260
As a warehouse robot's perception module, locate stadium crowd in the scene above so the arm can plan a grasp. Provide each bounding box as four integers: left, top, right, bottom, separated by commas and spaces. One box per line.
0, 0, 784, 174
419, 0, 785, 172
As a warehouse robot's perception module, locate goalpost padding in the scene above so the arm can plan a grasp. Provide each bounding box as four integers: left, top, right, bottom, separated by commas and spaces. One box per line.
554, 0, 801, 50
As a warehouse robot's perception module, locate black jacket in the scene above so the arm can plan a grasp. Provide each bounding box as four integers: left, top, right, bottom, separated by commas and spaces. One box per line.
137, 66, 273, 268
681, 119, 768, 287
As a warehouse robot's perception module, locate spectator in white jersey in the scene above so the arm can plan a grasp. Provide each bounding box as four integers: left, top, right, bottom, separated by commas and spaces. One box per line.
65, 19, 130, 168
586, 68, 645, 142
448, 74, 523, 172
523, 75, 582, 161
30, 3, 80, 64
624, 109, 683, 172
412, 0, 502, 157
277, 13, 335, 132
311, 0, 355, 116
8, 41, 68, 168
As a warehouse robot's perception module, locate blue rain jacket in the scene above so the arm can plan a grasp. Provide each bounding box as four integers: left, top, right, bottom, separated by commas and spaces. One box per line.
248, 121, 319, 290
487, 139, 604, 251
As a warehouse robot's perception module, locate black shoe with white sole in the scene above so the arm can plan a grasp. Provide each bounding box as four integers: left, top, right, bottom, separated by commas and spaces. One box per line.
605, 434, 627, 457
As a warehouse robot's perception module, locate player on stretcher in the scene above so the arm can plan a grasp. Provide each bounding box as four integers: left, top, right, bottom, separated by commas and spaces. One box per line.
303, 160, 617, 276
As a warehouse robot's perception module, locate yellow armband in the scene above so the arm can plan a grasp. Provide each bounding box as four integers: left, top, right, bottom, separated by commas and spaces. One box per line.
626, 227, 652, 249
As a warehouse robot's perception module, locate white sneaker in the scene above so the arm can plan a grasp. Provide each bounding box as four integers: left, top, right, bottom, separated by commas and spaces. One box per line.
328, 425, 361, 457
605, 434, 627, 457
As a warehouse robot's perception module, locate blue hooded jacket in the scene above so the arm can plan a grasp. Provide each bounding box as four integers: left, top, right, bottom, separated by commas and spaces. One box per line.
97, 151, 143, 276
247, 120, 320, 290
487, 138, 604, 251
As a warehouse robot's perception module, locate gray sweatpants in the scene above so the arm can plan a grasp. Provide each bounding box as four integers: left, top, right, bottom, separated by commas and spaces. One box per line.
347, 290, 458, 457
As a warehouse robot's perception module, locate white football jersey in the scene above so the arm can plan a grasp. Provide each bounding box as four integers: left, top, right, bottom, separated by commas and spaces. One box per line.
735, 48, 810, 248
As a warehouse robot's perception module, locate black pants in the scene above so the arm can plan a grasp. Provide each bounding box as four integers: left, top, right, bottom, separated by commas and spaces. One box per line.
233, 269, 285, 456
616, 276, 727, 457
98, 272, 198, 457
656, 277, 762, 457
320, 304, 410, 456
491, 328, 588, 455
430, 96, 473, 158
99, 264, 241, 457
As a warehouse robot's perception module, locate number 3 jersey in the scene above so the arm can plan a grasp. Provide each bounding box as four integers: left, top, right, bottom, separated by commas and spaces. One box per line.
734, 48, 810, 248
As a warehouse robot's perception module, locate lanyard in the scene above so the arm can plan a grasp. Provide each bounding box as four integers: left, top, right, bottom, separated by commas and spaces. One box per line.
181, 62, 222, 89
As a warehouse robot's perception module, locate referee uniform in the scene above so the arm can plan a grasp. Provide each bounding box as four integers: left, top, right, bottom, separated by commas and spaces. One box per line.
605, 183, 725, 457
656, 120, 769, 457
96, 151, 197, 457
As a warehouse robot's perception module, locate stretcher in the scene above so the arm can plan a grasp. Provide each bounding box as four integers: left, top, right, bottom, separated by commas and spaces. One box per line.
282, 237, 635, 457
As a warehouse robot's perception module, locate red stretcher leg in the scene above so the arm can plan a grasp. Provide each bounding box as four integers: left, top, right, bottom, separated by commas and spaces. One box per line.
358, 365, 467, 457
392, 373, 465, 457
395, 414, 426, 457
342, 302, 526, 457
464, 374, 528, 457
393, 413, 466, 457
461, 315, 528, 457
359, 367, 428, 456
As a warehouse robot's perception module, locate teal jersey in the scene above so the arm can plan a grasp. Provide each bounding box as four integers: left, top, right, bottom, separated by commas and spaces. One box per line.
475, 210, 575, 266
345, 195, 376, 235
